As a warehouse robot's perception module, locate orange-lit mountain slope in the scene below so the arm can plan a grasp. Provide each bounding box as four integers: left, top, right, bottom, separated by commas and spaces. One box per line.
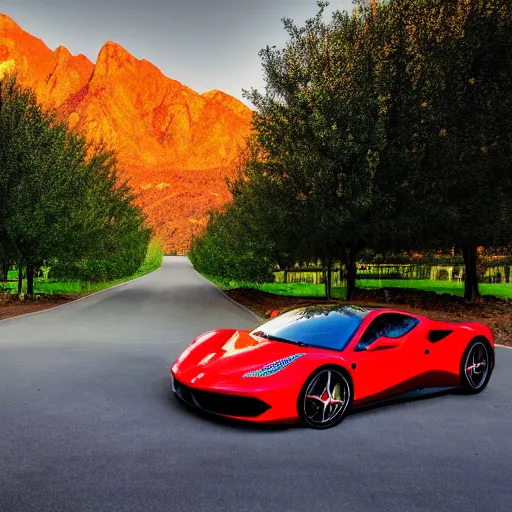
0, 13, 252, 253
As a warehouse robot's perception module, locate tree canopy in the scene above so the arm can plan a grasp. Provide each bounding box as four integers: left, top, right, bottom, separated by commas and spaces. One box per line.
0, 75, 151, 293
192, 0, 512, 302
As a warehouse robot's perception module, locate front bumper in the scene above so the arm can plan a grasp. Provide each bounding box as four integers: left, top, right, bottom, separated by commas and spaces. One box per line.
172, 376, 271, 417
171, 373, 300, 424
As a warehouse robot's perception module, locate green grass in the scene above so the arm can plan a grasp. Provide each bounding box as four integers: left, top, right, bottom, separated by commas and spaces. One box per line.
206, 276, 346, 299
257, 282, 346, 299
356, 279, 512, 299
0, 239, 164, 296
208, 276, 512, 300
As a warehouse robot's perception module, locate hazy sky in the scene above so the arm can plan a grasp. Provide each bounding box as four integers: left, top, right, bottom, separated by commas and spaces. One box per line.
1, 0, 356, 104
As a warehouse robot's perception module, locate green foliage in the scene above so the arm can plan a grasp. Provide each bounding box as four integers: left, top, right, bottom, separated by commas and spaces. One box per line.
137, 238, 164, 275
364, 0, 512, 300
192, 0, 512, 303
0, 75, 152, 288
0, 238, 163, 294
241, 3, 388, 259
192, 2, 395, 298
189, 206, 275, 283
50, 220, 151, 282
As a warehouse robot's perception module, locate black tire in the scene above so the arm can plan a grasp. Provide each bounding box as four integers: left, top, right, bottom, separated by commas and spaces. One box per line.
460, 337, 493, 394
297, 366, 353, 429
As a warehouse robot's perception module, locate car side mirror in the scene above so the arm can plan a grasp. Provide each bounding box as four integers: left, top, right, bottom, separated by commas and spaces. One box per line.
269, 309, 280, 319
367, 336, 401, 352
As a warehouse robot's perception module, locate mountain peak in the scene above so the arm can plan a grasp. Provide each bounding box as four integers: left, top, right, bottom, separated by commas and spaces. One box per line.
94, 40, 137, 77
98, 40, 134, 61
203, 89, 252, 118
0, 13, 21, 31
203, 89, 223, 101
55, 45, 71, 60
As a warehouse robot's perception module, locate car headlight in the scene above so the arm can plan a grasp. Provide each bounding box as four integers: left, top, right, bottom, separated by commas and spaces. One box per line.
242, 353, 305, 378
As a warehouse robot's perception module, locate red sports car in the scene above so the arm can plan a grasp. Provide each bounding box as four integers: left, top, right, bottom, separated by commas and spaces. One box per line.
170, 305, 495, 429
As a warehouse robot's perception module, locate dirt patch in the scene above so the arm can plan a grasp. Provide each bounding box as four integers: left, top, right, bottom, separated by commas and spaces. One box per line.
0, 293, 86, 321
224, 287, 512, 348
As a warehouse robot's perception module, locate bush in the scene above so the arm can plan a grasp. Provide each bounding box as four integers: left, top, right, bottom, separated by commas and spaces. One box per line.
189, 209, 275, 284
50, 228, 153, 282
138, 238, 164, 275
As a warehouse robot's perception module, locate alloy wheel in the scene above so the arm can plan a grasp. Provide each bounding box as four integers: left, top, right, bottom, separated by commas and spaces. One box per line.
302, 368, 351, 428
464, 341, 490, 390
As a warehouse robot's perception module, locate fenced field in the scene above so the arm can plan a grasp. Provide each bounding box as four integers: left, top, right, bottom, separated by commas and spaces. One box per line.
275, 264, 511, 287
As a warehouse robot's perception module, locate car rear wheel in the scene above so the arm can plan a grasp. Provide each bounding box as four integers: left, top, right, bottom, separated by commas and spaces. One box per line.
460, 337, 493, 394
298, 366, 352, 429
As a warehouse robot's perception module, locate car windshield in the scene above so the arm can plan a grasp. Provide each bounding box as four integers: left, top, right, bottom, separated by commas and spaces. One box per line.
250, 305, 370, 351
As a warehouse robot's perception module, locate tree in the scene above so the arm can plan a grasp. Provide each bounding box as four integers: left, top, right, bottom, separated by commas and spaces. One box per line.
237, 2, 391, 299
370, 0, 512, 301
189, 202, 276, 284
0, 76, 29, 288
0, 75, 151, 294
193, 0, 512, 304
193, 2, 392, 299
227, 142, 311, 283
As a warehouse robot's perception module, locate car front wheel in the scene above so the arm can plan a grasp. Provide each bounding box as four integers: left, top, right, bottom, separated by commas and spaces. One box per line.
298, 366, 353, 429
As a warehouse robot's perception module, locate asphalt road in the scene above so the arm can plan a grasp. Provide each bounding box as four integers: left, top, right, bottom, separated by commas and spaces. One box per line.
1, 256, 511, 512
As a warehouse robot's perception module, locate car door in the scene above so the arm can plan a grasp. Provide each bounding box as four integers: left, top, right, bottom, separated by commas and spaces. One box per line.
349, 312, 426, 404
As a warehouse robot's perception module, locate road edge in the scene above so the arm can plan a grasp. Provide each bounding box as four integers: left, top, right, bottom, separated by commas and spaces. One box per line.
216, 287, 264, 322
191, 268, 263, 322
0, 266, 162, 324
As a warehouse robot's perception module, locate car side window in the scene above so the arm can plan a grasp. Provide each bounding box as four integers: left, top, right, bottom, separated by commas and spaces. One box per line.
354, 313, 420, 352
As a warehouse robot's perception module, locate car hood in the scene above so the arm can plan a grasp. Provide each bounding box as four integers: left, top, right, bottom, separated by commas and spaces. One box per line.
172, 329, 310, 380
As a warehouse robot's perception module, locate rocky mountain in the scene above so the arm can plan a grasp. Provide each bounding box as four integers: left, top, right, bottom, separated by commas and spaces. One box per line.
0, 13, 252, 252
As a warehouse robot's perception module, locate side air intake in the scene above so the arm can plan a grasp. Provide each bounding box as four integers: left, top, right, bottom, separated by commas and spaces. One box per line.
427, 329, 453, 343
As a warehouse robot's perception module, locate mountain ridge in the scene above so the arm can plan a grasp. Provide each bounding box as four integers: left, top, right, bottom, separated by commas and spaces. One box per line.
0, 13, 252, 252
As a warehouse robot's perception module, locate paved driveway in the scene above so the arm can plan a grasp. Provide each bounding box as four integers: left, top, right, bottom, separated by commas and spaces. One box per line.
0, 256, 511, 512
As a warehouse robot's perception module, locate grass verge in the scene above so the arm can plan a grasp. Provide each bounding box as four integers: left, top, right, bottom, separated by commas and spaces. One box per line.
0, 239, 164, 320
206, 276, 512, 300
1, 239, 163, 295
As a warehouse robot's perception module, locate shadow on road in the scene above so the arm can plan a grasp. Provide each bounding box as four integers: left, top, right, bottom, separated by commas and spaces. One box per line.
350, 386, 463, 416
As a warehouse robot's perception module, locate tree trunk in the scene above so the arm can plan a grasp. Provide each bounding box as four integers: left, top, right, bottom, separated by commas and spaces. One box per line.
283, 268, 288, 284
505, 265, 510, 284
1, 264, 8, 282
345, 245, 359, 302
346, 260, 357, 302
17, 266, 23, 294
327, 262, 332, 299
26, 266, 34, 296
462, 243, 480, 302
324, 258, 332, 300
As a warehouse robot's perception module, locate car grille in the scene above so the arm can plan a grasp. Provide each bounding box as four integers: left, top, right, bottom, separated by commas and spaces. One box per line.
173, 377, 271, 417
